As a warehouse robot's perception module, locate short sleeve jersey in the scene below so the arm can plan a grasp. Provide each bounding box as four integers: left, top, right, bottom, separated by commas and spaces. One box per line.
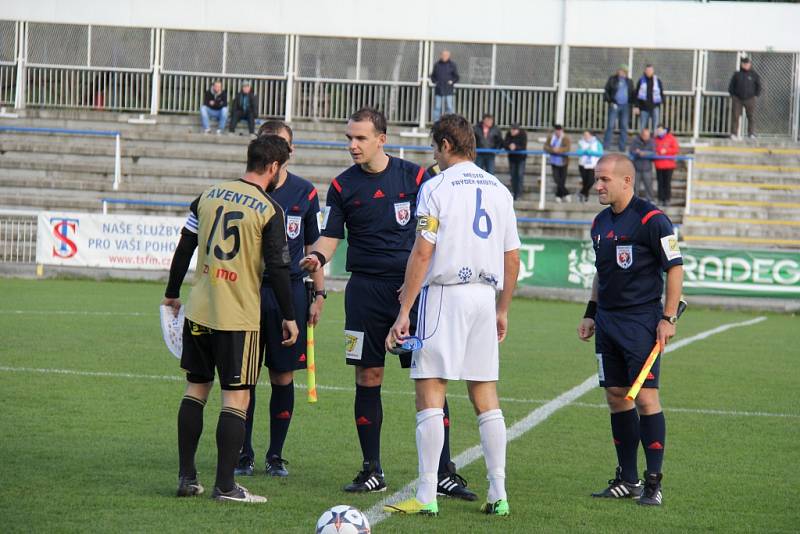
416, 161, 521, 290
321, 156, 427, 279
591, 196, 683, 310
263, 172, 320, 282
183, 179, 286, 331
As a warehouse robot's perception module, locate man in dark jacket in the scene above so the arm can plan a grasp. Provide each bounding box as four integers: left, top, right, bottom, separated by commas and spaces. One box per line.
474, 114, 503, 175
200, 80, 228, 134
229, 82, 258, 135
430, 50, 459, 121
603, 65, 635, 152
634, 65, 665, 133
728, 57, 761, 139
504, 124, 528, 200
629, 128, 656, 201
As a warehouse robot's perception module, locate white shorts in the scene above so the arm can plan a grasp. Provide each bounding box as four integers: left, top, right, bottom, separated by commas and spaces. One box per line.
410, 283, 499, 381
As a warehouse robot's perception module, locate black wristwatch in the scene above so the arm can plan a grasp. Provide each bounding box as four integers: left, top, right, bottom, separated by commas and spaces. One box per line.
661, 314, 678, 325
314, 289, 327, 300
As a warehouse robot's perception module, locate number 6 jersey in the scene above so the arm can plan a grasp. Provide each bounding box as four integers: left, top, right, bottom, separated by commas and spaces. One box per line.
416, 161, 520, 289
183, 179, 293, 331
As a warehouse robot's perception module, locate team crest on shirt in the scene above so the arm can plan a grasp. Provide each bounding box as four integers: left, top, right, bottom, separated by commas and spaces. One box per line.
616, 245, 633, 269
394, 202, 411, 226
286, 216, 302, 239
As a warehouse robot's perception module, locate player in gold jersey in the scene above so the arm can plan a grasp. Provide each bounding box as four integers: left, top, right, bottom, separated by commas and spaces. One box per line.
162, 135, 299, 503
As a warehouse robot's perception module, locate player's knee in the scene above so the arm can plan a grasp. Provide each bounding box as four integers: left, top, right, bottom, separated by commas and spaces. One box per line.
269, 370, 294, 386
184, 379, 213, 401
355, 366, 383, 386
221, 387, 251, 411
605, 388, 632, 411
635, 389, 661, 414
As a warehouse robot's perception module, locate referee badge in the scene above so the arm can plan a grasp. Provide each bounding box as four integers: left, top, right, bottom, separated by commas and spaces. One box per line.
286, 215, 302, 239
394, 202, 411, 226
616, 245, 633, 269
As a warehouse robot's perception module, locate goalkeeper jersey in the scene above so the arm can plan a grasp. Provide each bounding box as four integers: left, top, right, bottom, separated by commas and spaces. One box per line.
184, 179, 290, 331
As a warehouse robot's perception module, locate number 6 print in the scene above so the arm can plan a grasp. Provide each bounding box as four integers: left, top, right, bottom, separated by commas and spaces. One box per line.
472, 188, 492, 239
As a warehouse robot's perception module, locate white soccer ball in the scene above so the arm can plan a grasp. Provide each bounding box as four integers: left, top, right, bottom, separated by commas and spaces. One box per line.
315, 505, 371, 534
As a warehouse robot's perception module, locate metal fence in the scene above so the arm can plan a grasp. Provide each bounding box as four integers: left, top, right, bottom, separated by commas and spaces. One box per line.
4, 20, 800, 139
0, 213, 36, 263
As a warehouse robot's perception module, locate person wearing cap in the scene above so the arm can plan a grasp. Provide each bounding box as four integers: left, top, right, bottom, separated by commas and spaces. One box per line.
503, 123, 528, 200
603, 65, 635, 152
728, 57, 761, 140
229, 81, 258, 135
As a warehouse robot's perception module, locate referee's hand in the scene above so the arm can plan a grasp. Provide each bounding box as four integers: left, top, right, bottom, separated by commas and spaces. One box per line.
281, 319, 299, 346
299, 255, 321, 273
385, 314, 410, 353
577, 318, 595, 341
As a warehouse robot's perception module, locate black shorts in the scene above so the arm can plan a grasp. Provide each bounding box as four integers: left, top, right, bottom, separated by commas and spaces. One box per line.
181, 319, 261, 390
594, 303, 662, 389
344, 274, 418, 369
261, 279, 309, 373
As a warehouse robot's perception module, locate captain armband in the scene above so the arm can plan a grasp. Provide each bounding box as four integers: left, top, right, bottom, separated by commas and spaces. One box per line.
416, 215, 439, 234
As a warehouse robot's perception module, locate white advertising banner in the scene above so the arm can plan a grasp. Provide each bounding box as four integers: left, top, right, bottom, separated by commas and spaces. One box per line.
36, 212, 195, 271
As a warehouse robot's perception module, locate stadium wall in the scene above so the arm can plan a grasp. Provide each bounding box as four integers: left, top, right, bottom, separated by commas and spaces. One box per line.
2, 0, 799, 52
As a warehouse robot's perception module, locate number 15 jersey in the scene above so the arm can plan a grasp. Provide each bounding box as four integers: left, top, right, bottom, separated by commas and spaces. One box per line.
416, 161, 520, 290
184, 179, 290, 331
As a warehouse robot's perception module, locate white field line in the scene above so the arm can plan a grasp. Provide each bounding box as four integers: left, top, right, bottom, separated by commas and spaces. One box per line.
0, 365, 792, 420
365, 315, 768, 526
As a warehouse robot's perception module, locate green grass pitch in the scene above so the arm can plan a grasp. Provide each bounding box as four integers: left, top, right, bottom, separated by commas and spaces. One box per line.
0, 278, 797, 533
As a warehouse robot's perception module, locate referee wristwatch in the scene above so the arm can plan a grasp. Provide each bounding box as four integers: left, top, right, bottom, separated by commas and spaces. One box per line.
661, 314, 678, 324
314, 289, 328, 299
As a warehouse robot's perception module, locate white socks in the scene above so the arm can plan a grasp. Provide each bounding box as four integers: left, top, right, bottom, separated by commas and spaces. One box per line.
478, 408, 507, 503
415, 408, 444, 504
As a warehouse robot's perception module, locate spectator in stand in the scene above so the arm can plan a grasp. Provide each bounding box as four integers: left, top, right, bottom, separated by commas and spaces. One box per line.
543, 124, 572, 203
229, 82, 258, 136
728, 57, 761, 140
473, 114, 504, 175
430, 50, 460, 122
654, 125, 679, 206
504, 123, 528, 200
603, 65, 635, 152
629, 128, 656, 201
201, 80, 228, 134
634, 65, 664, 132
577, 130, 603, 203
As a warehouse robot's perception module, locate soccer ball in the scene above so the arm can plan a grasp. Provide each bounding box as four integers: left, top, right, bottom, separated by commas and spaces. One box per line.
315, 505, 371, 534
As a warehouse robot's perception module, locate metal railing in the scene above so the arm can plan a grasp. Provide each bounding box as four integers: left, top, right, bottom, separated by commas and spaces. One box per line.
293, 79, 421, 124
0, 209, 37, 263
0, 64, 16, 106
25, 66, 152, 111
159, 73, 287, 118
0, 125, 122, 189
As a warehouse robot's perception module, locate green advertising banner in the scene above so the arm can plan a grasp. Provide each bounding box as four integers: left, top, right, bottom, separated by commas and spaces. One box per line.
327, 237, 800, 299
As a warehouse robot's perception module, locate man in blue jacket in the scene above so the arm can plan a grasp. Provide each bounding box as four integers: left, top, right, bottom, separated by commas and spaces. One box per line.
431, 50, 460, 122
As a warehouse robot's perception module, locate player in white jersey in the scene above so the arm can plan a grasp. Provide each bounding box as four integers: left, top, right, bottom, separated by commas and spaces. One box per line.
383, 114, 521, 517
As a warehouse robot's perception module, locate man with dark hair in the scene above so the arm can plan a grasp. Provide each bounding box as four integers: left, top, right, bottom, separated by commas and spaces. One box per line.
728, 57, 761, 140
235, 120, 326, 478
163, 135, 299, 503
229, 81, 258, 135
504, 123, 528, 200
544, 124, 572, 203
431, 50, 459, 121
384, 113, 520, 517
577, 152, 683, 507
300, 108, 476, 500
473, 114, 503, 174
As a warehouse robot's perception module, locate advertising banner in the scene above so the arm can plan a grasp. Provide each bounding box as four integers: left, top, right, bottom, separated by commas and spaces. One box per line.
36, 212, 195, 270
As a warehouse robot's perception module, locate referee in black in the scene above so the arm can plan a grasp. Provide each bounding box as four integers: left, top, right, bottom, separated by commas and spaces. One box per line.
577, 153, 683, 506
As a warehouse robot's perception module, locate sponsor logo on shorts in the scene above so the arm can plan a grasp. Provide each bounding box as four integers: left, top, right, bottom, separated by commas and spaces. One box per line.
596, 353, 605, 382
616, 245, 633, 269
286, 215, 302, 239
344, 329, 364, 360
394, 202, 411, 226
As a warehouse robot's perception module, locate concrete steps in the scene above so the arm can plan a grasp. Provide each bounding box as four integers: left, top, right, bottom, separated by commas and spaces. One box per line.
684, 141, 800, 248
